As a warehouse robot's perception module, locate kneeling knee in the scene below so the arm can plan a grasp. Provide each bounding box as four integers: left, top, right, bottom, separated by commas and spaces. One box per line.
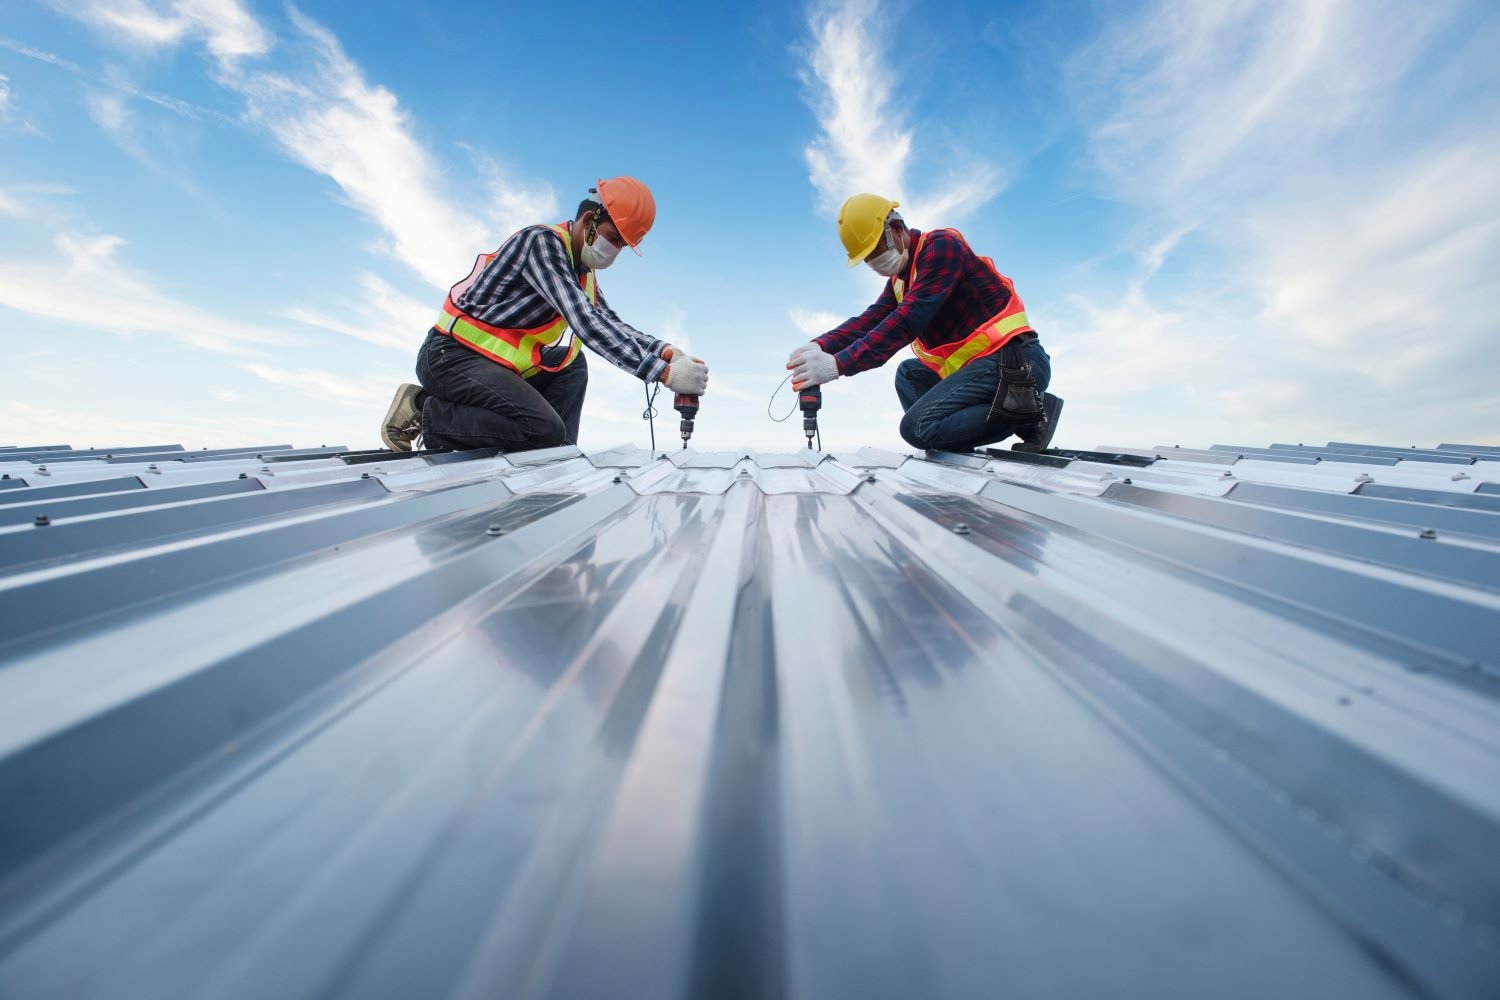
898, 412, 933, 450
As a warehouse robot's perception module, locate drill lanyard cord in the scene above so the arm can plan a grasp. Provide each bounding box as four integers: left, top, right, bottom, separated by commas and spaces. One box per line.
767, 373, 797, 422
642, 381, 661, 455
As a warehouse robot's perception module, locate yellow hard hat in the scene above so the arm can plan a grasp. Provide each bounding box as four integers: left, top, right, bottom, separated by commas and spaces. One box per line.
837, 193, 900, 267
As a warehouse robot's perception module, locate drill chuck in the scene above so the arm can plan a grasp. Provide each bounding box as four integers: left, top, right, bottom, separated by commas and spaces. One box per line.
674, 393, 700, 449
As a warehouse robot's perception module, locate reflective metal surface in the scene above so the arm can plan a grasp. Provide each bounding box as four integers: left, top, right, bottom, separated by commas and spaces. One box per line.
0, 439, 1497, 999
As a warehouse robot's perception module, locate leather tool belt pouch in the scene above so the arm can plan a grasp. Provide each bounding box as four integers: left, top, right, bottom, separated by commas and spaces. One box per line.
987, 337, 1044, 425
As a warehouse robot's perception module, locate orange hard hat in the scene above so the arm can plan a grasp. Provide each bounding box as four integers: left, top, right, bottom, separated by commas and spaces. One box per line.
595, 176, 655, 253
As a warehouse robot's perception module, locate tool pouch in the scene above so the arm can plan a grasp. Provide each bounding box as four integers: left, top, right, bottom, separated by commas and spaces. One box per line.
987, 340, 1044, 424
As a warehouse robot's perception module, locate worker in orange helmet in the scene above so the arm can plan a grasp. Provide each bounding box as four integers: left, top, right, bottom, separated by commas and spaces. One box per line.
788, 194, 1061, 453
381, 177, 708, 452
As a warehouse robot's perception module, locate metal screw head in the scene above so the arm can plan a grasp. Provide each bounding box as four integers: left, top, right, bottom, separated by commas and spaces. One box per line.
37, 465, 47, 473
238, 472, 248, 479
360, 472, 371, 479
1122, 477, 1133, 485
1452, 472, 1470, 481
485, 524, 505, 536
612, 475, 623, 483
1222, 470, 1234, 477
1420, 528, 1438, 540
953, 523, 971, 535
147, 464, 157, 471
33, 515, 50, 527
865, 473, 877, 482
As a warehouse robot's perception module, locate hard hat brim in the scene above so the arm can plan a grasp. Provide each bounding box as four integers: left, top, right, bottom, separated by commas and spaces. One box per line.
845, 231, 882, 268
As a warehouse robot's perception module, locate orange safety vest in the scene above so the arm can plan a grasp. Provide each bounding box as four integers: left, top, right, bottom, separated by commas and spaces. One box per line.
892, 229, 1034, 379
434, 222, 595, 378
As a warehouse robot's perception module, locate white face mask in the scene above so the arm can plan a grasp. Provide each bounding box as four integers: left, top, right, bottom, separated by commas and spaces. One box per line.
867, 244, 908, 277
581, 234, 621, 270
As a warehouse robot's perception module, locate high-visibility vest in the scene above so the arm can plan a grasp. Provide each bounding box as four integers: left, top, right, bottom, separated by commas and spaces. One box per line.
434, 222, 595, 378
892, 229, 1034, 379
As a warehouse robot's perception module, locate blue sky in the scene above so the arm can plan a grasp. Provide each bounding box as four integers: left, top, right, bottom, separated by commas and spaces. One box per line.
1, 0, 1497, 453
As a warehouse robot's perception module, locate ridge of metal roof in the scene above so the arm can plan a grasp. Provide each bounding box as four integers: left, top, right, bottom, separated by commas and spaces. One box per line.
0, 438, 1497, 999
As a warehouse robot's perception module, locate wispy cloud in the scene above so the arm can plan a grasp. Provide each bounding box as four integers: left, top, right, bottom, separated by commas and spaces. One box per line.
0, 36, 81, 71
239, 362, 393, 406
0, 231, 294, 357
788, 306, 841, 338
61, 0, 272, 67
284, 271, 432, 352
1051, 0, 1500, 447
231, 8, 486, 287
798, 0, 999, 223
59, 2, 543, 290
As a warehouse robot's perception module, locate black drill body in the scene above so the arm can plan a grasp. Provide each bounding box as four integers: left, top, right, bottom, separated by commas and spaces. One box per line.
674, 393, 700, 449
799, 385, 822, 449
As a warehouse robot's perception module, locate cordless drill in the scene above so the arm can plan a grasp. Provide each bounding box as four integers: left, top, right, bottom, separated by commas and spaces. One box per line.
674, 393, 700, 449
799, 384, 822, 449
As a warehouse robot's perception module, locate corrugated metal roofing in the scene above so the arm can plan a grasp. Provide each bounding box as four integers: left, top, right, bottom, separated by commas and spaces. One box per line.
0, 438, 1498, 999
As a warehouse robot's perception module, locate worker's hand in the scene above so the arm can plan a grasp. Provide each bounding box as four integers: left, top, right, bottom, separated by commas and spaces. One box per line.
662, 355, 710, 395
787, 345, 839, 390
787, 342, 821, 368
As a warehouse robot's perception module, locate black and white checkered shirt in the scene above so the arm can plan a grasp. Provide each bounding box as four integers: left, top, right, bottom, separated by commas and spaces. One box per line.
451, 222, 668, 381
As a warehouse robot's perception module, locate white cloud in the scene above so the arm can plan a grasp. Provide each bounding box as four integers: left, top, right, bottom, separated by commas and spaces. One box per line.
285, 271, 433, 352
1050, 0, 1500, 448
62, 0, 271, 67
0, 36, 81, 71
788, 306, 842, 338
799, 0, 999, 223
240, 362, 393, 406
0, 232, 293, 357
227, 8, 486, 288
0, 74, 10, 117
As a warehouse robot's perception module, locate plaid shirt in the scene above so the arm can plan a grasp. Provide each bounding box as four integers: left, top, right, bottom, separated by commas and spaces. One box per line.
815, 228, 1034, 376
451, 222, 667, 382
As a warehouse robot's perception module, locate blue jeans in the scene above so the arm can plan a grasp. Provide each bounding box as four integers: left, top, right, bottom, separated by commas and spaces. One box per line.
894, 339, 1051, 451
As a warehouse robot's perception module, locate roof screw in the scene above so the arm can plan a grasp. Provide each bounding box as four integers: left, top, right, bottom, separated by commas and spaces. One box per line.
1452, 472, 1470, 481
739, 468, 751, 476
953, 522, 971, 535
612, 475, 623, 483
1222, 470, 1233, 477
360, 472, 371, 479
1420, 528, 1438, 540
1355, 473, 1373, 483
238, 472, 248, 479
865, 473, 877, 482
147, 464, 158, 472
37, 465, 47, 473
33, 515, 50, 527
486, 524, 505, 536
1, 474, 8, 480
1122, 477, 1133, 485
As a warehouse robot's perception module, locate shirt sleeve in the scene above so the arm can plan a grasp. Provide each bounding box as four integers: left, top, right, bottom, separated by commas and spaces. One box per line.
833, 231, 964, 376
521, 230, 668, 383
815, 285, 897, 354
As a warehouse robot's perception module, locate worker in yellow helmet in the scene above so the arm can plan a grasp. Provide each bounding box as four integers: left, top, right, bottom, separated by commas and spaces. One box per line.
380, 177, 709, 452
787, 193, 1060, 452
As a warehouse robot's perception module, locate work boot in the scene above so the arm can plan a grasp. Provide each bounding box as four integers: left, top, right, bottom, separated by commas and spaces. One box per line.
381, 383, 423, 451
1013, 393, 1063, 453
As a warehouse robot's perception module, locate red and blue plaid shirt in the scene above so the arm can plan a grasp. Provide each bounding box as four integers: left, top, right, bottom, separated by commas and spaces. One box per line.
815, 228, 1033, 376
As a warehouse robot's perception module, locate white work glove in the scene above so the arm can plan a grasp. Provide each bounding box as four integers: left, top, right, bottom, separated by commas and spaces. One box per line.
787, 344, 839, 390
660, 344, 684, 362
663, 355, 709, 395
787, 342, 821, 367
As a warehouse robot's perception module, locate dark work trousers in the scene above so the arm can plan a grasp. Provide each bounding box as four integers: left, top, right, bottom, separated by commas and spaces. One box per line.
415, 329, 588, 451
894, 337, 1051, 451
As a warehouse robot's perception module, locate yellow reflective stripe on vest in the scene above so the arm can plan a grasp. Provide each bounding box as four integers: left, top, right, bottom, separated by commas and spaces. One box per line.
919, 311, 1031, 378
435, 223, 595, 378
